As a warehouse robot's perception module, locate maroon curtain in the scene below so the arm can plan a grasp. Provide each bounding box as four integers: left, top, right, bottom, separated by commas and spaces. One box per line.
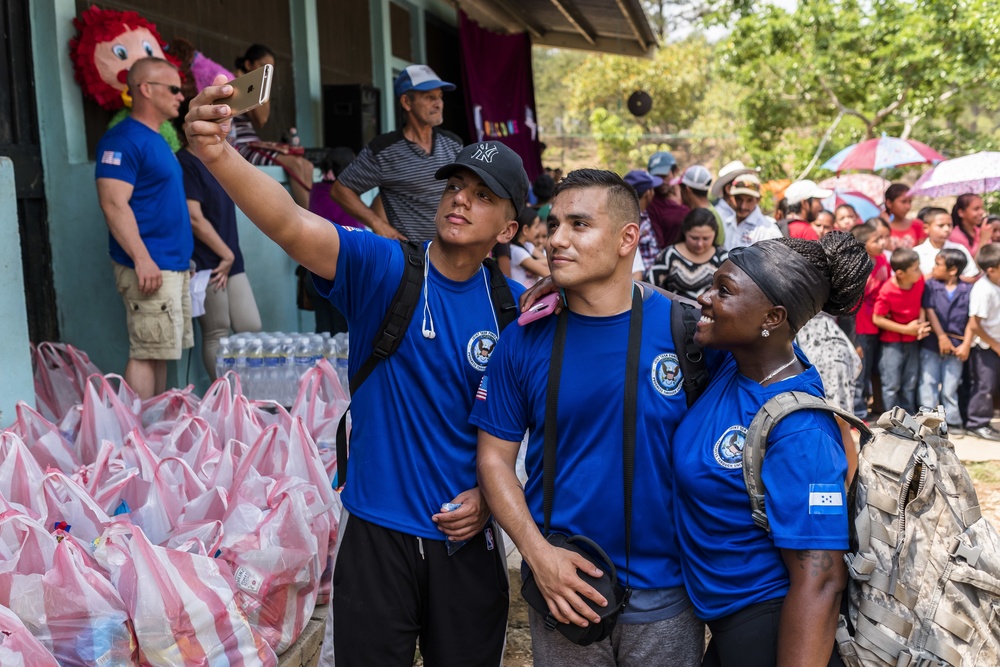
459, 11, 544, 184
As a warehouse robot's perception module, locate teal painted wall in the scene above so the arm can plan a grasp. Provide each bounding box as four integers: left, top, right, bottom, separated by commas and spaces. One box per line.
29, 0, 321, 395
0, 159, 34, 426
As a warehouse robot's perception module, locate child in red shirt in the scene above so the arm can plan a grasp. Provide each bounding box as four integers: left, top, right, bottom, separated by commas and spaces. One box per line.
873, 248, 931, 413
851, 219, 891, 418
883, 183, 926, 250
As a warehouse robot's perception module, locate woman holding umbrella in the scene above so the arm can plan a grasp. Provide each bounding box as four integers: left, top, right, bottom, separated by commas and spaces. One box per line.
949, 193, 987, 258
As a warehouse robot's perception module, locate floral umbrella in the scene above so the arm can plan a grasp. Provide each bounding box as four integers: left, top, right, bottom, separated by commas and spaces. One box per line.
818, 174, 890, 206
907, 152, 1000, 198
821, 137, 945, 173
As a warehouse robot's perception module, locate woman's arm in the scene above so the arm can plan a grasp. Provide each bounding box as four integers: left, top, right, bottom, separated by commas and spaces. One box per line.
777, 548, 847, 666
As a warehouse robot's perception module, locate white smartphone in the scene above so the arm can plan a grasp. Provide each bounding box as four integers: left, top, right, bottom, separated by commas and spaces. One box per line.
215, 64, 272, 118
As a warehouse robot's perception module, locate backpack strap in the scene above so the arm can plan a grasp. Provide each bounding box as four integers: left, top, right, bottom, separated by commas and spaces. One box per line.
669, 298, 709, 407
336, 240, 424, 488
743, 391, 873, 532
483, 256, 518, 332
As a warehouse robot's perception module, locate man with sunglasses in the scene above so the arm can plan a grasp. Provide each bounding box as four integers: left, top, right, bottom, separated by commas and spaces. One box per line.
95, 57, 193, 399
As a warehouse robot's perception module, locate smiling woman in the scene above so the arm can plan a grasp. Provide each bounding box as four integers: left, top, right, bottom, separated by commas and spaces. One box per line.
670, 232, 871, 667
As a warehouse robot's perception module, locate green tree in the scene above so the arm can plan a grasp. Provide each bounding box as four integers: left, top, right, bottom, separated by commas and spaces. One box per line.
717, 0, 1000, 176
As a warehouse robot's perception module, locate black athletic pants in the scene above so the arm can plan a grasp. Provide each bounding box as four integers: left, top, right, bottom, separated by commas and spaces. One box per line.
701, 599, 844, 667
332, 513, 509, 666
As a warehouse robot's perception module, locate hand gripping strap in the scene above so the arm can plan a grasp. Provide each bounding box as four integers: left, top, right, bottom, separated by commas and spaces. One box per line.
743, 391, 873, 532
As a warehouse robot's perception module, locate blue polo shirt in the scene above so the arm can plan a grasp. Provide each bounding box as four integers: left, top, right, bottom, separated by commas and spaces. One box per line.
471, 289, 692, 623
95, 117, 192, 271
672, 351, 848, 621
920, 279, 972, 351
313, 229, 524, 540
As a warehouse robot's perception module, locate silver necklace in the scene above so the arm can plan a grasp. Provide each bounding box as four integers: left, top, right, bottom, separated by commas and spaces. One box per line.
759, 357, 797, 385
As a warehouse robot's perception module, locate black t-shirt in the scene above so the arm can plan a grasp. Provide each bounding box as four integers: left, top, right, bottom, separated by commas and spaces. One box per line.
177, 149, 245, 275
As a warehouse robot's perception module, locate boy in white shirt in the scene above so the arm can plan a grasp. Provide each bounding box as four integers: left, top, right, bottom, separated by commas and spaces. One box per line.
913, 207, 978, 281
966, 243, 1000, 440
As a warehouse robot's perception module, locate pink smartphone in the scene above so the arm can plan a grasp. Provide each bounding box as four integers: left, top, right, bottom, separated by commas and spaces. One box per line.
518, 292, 560, 325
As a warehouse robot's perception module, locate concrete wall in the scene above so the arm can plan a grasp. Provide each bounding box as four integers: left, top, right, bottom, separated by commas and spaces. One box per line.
0, 159, 34, 426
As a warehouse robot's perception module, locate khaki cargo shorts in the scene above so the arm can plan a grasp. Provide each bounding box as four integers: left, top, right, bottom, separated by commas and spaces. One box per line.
113, 262, 193, 360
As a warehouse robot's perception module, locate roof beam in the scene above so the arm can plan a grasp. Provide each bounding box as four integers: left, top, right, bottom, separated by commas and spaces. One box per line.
614, 0, 649, 51
548, 0, 596, 46
532, 31, 651, 57
488, 0, 545, 39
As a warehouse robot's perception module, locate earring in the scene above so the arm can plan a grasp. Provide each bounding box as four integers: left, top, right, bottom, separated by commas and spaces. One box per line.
761, 329, 770, 338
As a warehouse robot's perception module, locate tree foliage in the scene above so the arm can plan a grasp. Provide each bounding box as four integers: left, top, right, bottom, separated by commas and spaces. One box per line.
718, 0, 1000, 174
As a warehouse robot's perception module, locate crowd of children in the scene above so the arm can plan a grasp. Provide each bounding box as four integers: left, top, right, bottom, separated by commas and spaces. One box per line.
850, 187, 1000, 440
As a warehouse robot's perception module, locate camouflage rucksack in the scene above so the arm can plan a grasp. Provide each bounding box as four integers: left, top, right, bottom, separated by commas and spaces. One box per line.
744, 393, 1000, 666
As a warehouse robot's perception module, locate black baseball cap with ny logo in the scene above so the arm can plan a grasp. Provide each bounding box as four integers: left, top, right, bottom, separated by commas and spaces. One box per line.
435, 142, 529, 217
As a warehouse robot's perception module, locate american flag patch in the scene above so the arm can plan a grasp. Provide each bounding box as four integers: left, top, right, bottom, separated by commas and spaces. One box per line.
101, 150, 122, 166
475, 376, 488, 401
808, 484, 845, 515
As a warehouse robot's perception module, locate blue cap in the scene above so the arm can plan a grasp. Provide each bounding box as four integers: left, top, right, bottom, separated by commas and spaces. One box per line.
394, 64, 456, 98
623, 170, 663, 197
647, 151, 677, 176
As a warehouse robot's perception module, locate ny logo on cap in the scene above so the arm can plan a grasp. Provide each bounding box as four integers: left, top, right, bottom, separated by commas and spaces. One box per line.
472, 143, 499, 163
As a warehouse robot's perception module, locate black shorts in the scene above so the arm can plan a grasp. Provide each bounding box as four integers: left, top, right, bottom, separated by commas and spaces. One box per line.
702, 598, 844, 667
332, 512, 510, 666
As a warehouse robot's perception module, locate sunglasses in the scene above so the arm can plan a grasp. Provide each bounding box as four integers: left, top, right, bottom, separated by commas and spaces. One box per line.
145, 81, 182, 95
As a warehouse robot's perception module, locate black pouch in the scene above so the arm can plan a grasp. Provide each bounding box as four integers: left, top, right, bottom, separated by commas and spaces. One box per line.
520, 534, 629, 646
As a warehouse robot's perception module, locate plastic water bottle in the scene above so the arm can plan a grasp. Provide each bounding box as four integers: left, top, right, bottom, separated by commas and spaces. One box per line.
334, 333, 350, 397
246, 337, 264, 399
294, 336, 314, 381
215, 337, 231, 380
232, 338, 248, 391
281, 336, 299, 406
263, 338, 282, 402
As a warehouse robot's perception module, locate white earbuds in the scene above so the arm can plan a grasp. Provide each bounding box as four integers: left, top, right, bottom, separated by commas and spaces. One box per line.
421, 243, 437, 340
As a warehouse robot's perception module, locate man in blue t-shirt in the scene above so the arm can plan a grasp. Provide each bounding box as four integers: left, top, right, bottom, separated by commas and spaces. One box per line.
473, 170, 704, 666
95, 57, 193, 399
184, 79, 528, 667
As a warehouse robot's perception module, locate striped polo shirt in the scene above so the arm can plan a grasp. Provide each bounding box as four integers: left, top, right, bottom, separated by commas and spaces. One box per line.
337, 127, 463, 242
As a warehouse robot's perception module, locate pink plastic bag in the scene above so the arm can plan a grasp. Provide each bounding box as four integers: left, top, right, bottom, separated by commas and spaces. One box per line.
219, 471, 327, 653
0, 604, 60, 667
235, 420, 341, 603
41, 471, 112, 543
96, 522, 277, 667
0, 510, 56, 573
291, 359, 349, 479
158, 415, 222, 480
140, 385, 200, 429
9, 401, 81, 474
0, 433, 47, 519
0, 526, 137, 666
32, 342, 102, 422
77, 374, 144, 465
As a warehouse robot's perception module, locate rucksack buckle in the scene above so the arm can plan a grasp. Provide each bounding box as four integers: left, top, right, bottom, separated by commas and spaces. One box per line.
950, 537, 982, 568
751, 509, 770, 531
897, 647, 944, 667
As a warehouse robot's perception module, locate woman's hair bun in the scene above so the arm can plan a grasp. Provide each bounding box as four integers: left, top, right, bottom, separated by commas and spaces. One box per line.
818, 231, 872, 316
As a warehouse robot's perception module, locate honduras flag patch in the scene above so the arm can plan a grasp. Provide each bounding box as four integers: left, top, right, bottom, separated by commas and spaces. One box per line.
808, 484, 845, 514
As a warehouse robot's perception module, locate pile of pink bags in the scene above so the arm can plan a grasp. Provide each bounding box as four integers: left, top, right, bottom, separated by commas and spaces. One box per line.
0, 343, 351, 664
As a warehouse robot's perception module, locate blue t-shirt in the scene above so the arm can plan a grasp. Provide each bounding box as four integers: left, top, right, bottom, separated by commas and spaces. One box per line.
94, 117, 192, 271
470, 291, 689, 615
313, 230, 524, 540
672, 351, 849, 621
177, 149, 245, 275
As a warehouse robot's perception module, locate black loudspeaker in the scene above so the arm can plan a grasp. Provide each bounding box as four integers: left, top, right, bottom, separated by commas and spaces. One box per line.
322, 84, 381, 153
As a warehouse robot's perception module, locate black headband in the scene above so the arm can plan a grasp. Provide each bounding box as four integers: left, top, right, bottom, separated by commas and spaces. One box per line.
728, 240, 829, 333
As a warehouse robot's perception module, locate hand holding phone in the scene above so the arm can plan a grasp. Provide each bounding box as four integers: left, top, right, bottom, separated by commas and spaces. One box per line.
213, 64, 272, 120
518, 292, 561, 325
